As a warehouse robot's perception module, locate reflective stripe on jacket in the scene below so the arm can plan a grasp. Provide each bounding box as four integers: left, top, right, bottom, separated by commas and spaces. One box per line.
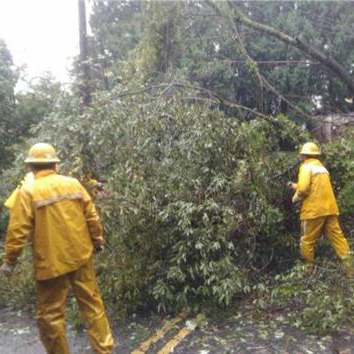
4, 170, 104, 280
293, 158, 339, 220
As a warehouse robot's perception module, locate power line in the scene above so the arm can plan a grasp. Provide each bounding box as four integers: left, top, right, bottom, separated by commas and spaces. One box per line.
243, 3, 354, 40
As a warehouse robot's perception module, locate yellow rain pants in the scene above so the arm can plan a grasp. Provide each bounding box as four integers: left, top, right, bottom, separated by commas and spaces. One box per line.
36, 257, 114, 354
300, 215, 349, 262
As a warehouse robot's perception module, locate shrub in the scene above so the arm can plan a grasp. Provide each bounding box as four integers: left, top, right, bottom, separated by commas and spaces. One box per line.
30, 89, 308, 314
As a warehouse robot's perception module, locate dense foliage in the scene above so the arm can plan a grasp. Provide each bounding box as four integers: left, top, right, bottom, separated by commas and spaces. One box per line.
12, 87, 307, 312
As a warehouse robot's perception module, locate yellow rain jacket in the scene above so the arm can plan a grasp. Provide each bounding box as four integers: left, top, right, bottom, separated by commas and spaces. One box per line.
4, 172, 35, 209
4, 170, 104, 280
292, 158, 339, 220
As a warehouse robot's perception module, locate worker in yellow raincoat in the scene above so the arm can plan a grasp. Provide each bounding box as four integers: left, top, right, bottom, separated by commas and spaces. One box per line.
0, 143, 114, 354
288, 142, 351, 270
86, 177, 104, 199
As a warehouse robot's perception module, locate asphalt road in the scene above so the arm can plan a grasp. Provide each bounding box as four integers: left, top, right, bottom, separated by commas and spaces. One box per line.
1, 306, 354, 354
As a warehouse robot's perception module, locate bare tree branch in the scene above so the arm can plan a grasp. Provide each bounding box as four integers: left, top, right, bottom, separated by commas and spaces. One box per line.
260, 75, 312, 119
205, 0, 311, 117
230, 15, 264, 113
215, 59, 320, 65
115, 83, 270, 120
226, 1, 354, 96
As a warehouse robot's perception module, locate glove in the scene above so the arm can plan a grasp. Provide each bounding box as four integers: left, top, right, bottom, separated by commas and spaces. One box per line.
287, 181, 296, 190
292, 193, 302, 204
95, 245, 105, 253
96, 182, 104, 191
0, 263, 15, 277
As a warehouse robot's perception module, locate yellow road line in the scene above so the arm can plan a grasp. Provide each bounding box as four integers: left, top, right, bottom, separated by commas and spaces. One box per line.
131, 311, 188, 354
157, 313, 205, 354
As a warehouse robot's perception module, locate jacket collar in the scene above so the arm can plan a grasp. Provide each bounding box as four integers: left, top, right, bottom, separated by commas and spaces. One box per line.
303, 157, 318, 162
301, 158, 320, 166
34, 169, 57, 179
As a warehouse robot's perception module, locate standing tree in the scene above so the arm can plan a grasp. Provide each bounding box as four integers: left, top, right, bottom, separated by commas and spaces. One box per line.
0, 39, 18, 172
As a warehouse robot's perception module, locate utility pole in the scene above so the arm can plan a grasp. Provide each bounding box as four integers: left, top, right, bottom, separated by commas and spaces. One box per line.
78, 0, 91, 106
78, 0, 96, 179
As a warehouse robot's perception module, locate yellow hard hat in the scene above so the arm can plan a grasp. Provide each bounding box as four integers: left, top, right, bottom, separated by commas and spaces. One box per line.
25, 143, 60, 164
87, 178, 99, 187
300, 142, 321, 156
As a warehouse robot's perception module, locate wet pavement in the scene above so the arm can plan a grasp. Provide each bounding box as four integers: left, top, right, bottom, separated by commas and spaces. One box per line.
0, 308, 90, 354
1, 306, 354, 353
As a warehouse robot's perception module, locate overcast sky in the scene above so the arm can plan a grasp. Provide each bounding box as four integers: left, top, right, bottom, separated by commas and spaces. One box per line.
0, 0, 82, 87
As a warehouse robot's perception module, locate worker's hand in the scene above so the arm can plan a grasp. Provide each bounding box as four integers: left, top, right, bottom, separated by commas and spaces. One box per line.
95, 245, 105, 253
0, 263, 15, 277
287, 181, 296, 190
292, 193, 302, 204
